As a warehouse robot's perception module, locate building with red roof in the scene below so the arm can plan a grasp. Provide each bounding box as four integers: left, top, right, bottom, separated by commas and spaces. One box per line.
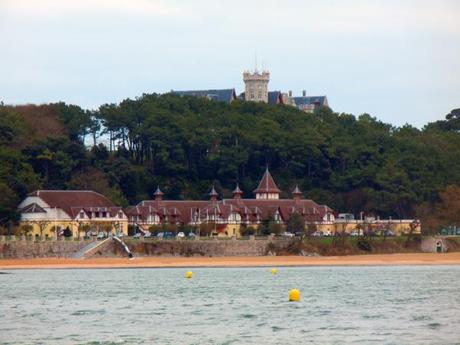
124, 169, 336, 237
17, 190, 128, 238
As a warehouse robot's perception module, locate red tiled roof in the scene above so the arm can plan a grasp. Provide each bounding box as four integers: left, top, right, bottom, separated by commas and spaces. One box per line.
28, 190, 116, 218
127, 197, 330, 224
124, 205, 159, 218
138, 200, 209, 223
253, 168, 281, 194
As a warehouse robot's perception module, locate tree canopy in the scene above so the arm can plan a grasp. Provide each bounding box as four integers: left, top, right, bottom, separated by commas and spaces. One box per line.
0, 96, 459, 231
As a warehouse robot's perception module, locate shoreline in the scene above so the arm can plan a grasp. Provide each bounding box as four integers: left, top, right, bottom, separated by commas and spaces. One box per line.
1, 252, 460, 270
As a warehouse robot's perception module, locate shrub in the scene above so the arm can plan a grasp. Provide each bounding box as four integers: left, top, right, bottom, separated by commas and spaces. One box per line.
357, 239, 372, 252
240, 226, 256, 236
148, 225, 162, 235
268, 222, 284, 235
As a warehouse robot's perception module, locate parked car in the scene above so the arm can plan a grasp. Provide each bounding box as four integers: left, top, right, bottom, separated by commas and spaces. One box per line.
97, 231, 107, 240
364, 230, 377, 237
176, 232, 185, 239
311, 231, 323, 237
157, 232, 174, 239
350, 230, 360, 237
281, 231, 294, 238
323, 230, 332, 237
144, 231, 152, 238
384, 230, 396, 237
133, 233, 142, 239
188, 232, 197, 238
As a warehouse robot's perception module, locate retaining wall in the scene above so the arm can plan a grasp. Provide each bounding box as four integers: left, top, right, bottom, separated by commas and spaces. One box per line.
0, 237, 290, 258
0, 238, 91, 259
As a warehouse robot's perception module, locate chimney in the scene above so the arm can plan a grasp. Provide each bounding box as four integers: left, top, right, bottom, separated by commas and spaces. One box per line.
288, 90, 292, 97
302, 90, 306, 97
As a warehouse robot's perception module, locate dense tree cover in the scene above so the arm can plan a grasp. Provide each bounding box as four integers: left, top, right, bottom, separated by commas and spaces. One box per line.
0, 96, 459, 231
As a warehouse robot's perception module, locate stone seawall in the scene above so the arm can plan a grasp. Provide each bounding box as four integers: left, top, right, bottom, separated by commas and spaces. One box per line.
0, 238, 291, 259
108, 239, 290, 258
0, 239, 91, 259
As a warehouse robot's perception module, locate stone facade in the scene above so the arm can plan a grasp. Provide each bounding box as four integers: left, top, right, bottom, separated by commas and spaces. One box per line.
0, 237, 291, 258
243, 70, 270, 103
90, 238, 291, 258
0, 238, 91, 259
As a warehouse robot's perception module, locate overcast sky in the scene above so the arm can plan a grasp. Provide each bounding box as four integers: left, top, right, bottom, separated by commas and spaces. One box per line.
1, 0, 459, 127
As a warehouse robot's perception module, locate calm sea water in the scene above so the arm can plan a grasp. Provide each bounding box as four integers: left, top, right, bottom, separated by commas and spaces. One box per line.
1, 266, 460, 344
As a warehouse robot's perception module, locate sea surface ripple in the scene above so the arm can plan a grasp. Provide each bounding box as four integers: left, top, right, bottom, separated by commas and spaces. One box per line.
1, 266, 460, 344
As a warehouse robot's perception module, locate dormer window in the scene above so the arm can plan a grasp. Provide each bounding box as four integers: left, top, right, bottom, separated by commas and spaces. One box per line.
148, 214, 160, 224
79, 211, 85, 219
229, 212, 241, 224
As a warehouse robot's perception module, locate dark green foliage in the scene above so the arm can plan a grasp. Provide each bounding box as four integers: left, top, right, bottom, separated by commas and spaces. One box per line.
1, 97, 460, 229
286, 213, 305, 234
259, 217, 272, 236
357, 239, 372, 252
240, 225, 256, 236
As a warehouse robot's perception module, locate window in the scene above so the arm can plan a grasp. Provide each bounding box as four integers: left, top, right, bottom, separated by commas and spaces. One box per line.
79, 211, 85, 219
229, 212, 241, 223
102, 212, 107, 218
148, 214, 160, 224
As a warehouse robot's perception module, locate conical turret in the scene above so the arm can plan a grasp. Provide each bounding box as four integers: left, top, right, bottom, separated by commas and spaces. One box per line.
253, 168, 280, 199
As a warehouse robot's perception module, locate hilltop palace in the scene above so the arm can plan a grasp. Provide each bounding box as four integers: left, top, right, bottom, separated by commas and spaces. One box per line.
172, 68, 329, 113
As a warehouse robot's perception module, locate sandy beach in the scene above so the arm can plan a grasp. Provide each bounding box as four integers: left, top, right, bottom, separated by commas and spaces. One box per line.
1, 252, 460, 270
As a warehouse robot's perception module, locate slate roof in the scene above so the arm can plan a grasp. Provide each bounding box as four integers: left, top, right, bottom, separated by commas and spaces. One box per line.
268, 91, 283, 105
153, 186, 164, 197
232, 184, 243, 195
292, 185, 302, 196
172, 89, 236, 103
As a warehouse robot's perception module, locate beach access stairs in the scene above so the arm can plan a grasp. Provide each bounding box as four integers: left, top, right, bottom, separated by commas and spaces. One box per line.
72, 237, 113, 259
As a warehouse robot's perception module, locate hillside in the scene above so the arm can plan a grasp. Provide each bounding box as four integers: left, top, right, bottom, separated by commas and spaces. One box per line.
0, 95, 459, 232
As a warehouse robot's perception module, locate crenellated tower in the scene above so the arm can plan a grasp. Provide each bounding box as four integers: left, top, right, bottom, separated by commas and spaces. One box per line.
243, 69, 270, 103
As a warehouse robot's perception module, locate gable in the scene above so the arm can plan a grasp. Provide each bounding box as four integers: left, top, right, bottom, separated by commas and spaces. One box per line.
20, 203, 47, 213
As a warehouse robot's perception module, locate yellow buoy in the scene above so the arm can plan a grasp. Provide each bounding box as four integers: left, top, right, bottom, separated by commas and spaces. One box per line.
271, 268, 278, 275
185, 271, 193, 279
289, 289, 300, 302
